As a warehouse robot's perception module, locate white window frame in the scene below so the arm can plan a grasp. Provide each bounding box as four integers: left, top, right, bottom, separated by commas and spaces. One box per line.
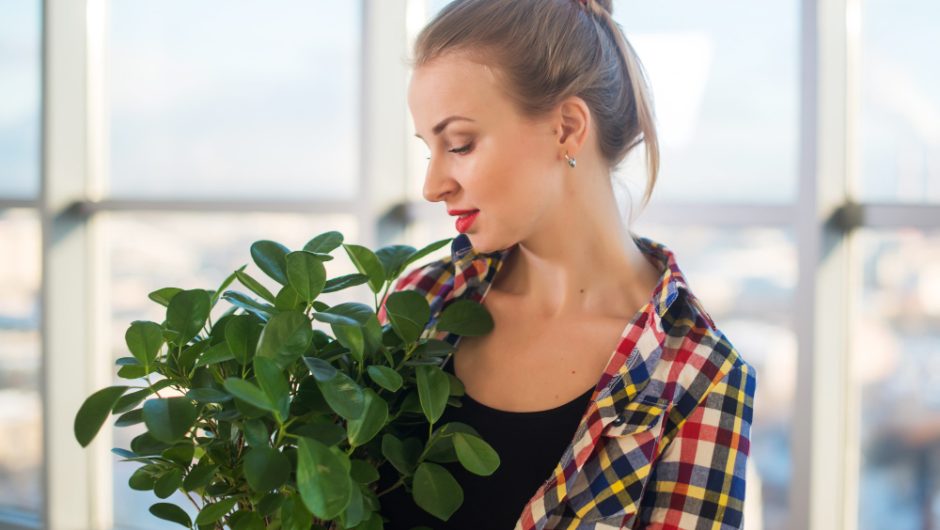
1, 0, 938, 529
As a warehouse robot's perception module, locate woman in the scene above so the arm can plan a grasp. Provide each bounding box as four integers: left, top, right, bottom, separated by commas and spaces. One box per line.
375, 0, 756, 528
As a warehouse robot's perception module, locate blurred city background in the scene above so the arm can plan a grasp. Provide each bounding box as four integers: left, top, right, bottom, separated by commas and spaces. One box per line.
1, 0, 938, 529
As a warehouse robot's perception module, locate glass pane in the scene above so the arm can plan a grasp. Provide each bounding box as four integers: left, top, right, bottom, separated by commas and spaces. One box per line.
856, 229, 940, 529
108, 1, 362, 200
0, 1, 41, 198
615, 3, 798, 204
107, 212, 359, 529
0, 209, 42, 515
419, 1, 798, 203
857, 1, 940, 203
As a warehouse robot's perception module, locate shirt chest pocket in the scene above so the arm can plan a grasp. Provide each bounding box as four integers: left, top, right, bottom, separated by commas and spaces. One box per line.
561, 397, 670, 524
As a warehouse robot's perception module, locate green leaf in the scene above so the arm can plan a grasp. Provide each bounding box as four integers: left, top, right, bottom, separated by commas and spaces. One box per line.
342, 244, 386, 294
339, 480, 366, 528
231, 510, 265, 530
453, 432, 500, 476
311, 311, 358, 326
325, 303, 375, 324
125, 320, 164, 371
242, 418, 270, 447
148, 287, 182, 308
256, 492, 284, 517
380, 434, 423, 476
113, 379, 174, 414
281, 492, 314, 530
211, 265, 244, 307
251, 240, 291, 285
115, 408, 144, 427
221, 290, 275, 321
194, 341, 235, 367
243, 446, 290, 492
142, 397, 198, 443
346, 388, 388, 448
149, 502, 192, 528
366, 365, 403, 392
235, 269, 277, 303
317, 371, 365, 421
322, 273, 368, 294
375, 244, 417, 281
115, 356, 141, 366
385, 291, 431, 344
253, 357, 290, 421
302, 356, 337, 382
74, 385, 129, 447
296, 437, 353, 521
290, 417, 346, 447
166, 289, 211, 344
179, 340, 208, 373
422, 421, 481, 463
436, 299, 494, 337
111, 447, 138, 460
130, 431, 172, 455
416, 365, 450, 424
274, 284, 304, 311
331, 323, 364, 364
186, 387, 232, 403
129, 465, 157, 490
286, 251, 327, 302
223, 378, 274, 414
224, 314, 262, 365
195, 497, 238, 526
161, 443, 195, 466
116, 364, 147, 380
303, 231, 344, 254
256, 311, 313, 370
154, 468, 183, 498
182, 460, 218, 491
350, 459, 380, 484
404, 238, 452, 270
412, 462, 463, 521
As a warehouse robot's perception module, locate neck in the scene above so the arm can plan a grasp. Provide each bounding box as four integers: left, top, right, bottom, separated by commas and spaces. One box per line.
492, 170, 661, 320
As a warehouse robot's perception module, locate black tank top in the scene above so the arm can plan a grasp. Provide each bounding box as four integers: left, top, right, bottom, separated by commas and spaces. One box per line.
375, 356, 594, 529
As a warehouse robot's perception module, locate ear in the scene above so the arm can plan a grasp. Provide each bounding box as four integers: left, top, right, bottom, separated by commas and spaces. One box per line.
556, 96, 591, 155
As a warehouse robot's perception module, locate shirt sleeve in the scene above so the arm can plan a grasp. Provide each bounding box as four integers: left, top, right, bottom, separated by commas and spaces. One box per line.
633, 361, 756, 530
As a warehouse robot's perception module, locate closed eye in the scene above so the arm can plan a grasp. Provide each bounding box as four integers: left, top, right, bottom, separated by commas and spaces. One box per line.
425, 143, 473, 160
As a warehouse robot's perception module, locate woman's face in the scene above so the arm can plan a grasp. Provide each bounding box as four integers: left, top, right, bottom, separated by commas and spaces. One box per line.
407, 52, 566, 254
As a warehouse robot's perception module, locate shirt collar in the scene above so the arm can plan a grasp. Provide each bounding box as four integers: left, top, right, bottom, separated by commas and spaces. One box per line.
447, 232, 695, 321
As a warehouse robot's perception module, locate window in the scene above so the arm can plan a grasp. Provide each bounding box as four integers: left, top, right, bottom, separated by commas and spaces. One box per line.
7, 1, 939, 529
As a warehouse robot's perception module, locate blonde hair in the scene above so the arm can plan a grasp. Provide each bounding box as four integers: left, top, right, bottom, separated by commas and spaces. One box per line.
408, 0, 660, 210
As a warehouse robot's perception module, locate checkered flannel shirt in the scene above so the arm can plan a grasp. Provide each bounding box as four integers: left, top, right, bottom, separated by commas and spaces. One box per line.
377, 233, 756, 529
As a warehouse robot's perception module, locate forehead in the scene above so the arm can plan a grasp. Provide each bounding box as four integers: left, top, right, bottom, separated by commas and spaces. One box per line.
408, 53, 511, 130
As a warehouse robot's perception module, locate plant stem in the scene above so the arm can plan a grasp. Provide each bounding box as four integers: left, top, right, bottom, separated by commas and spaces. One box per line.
375, 476, 406, 497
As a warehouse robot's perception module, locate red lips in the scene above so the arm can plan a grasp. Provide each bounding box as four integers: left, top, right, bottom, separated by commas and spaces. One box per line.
448, 208, 479, 216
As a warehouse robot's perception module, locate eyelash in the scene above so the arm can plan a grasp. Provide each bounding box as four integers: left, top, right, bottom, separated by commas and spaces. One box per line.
425, 143, 473, 160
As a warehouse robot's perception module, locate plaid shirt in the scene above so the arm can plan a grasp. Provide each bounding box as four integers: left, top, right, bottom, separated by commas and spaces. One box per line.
377, 233, 756, 530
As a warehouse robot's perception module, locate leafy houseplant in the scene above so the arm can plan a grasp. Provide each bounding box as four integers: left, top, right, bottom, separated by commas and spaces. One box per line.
74, 231, 502, 530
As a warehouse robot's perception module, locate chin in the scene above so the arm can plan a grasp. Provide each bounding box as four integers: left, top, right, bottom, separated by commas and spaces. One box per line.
463, 233, 508, 256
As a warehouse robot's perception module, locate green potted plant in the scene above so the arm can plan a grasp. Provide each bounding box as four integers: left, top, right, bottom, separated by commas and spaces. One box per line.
73, 231, 501, 530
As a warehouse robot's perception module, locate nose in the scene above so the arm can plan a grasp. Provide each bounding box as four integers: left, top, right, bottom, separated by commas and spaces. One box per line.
422, 156, 458, 203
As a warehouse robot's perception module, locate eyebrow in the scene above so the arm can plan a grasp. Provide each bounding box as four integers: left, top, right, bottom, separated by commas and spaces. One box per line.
414, 115, 475, 140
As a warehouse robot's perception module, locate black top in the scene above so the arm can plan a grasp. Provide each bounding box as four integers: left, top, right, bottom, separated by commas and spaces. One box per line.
376, 356, 595, 529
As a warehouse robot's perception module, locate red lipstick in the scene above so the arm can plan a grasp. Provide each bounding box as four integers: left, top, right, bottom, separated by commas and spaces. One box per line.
453, 210, 479, 233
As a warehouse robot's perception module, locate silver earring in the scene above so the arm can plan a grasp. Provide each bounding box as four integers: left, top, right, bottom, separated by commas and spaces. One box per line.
564, 152, 576, 168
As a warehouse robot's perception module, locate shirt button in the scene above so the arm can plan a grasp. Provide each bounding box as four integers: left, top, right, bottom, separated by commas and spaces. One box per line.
612, 415, 626, 426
